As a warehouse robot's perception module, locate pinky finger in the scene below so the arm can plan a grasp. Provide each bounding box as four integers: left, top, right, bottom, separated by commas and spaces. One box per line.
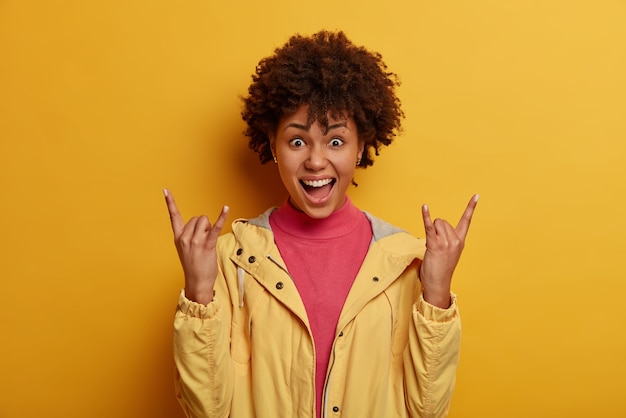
422, 204, 435, 236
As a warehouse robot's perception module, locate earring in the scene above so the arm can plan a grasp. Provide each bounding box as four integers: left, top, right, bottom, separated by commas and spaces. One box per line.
356, 158, 361, 167
273, 156, 277, 163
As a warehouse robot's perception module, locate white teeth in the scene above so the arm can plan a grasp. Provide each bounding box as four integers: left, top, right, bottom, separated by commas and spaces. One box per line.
302, 178, 333, 188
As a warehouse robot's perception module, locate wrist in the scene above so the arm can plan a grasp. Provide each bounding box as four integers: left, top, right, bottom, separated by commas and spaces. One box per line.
422, 287, 452, 309
419, 265, 452, 308
185, 285, 215, 305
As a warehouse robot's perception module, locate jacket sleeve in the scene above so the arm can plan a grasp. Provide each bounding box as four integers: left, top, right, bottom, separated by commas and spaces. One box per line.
404, 293, 461, 418
173, 288, 234, 418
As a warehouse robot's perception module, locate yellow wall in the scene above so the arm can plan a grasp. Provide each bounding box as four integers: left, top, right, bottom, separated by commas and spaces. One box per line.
1, 1, 625, 416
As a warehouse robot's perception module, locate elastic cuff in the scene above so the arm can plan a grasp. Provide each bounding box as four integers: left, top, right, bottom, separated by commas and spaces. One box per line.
177, 289, 219, 319
416, 293, 458, 322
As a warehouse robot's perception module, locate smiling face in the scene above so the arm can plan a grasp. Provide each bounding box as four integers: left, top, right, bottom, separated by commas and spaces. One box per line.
271, 105, 364, 219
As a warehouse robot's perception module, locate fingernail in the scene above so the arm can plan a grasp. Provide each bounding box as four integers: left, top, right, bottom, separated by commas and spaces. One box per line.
422, 204, 428, 212
163, 188, 169, 197
474, 194, 480, 202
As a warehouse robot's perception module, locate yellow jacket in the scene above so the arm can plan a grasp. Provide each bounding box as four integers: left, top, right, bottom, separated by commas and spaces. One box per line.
174, 209, 461, 418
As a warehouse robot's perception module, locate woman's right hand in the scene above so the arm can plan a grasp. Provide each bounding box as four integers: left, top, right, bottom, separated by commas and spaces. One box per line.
164, 189, 229, 305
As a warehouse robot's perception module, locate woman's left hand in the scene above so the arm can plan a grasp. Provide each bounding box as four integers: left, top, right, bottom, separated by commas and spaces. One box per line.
420, 194, 479, 308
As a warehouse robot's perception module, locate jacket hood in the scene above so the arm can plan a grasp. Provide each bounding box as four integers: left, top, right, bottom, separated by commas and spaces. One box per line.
235, 206, 425, 260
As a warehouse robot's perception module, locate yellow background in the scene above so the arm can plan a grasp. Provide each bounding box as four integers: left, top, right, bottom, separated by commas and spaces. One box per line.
1, 0, 625, 417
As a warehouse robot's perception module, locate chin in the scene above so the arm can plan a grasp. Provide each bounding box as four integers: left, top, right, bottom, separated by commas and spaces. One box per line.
303, 207, 335, 219
301, 198, 346, 219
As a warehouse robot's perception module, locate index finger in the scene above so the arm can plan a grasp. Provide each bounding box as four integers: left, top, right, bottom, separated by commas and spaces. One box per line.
455, 194, 479, 240
421, 203, 436, 239
206, 205, 230, 245
163, 188, 184, 236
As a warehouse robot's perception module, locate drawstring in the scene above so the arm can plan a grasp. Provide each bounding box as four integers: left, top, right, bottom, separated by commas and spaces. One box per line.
237, 266, 245, 307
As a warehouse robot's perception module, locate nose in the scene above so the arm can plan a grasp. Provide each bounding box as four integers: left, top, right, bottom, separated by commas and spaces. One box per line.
304, 145, 328, 170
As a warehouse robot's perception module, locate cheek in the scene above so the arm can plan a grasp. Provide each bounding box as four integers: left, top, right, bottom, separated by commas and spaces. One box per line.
276, 162, 301, 189
338, 159, 358, 177
278, 158, 297, 173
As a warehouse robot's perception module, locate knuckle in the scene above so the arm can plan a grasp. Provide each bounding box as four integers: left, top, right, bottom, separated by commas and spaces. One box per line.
450, 238, 464, 252
177, 237, 190, 249
191, 234, 207, 247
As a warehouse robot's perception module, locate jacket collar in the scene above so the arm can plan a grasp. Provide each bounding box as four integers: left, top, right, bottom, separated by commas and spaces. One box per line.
229, 207, 425, 328
245, 207, 408, 244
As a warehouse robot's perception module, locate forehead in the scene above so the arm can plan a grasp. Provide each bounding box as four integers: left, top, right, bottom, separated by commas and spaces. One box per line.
279, 104, 350, 129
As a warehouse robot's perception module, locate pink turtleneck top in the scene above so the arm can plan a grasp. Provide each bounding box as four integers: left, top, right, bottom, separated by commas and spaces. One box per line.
269, 197, 373, 418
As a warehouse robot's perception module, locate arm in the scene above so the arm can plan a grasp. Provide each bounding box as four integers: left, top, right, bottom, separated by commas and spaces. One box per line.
164, 189, 232, 417
404, 292, 461, 418
404, 194, 478, 416
174, 290, 234, 418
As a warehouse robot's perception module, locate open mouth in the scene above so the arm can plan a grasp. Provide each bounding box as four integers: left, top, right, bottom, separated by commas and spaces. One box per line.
300, 178, 336, 201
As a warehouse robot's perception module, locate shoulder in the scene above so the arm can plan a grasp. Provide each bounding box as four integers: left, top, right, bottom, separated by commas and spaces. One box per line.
364, 211, 426, 260
217, 207, 277, 252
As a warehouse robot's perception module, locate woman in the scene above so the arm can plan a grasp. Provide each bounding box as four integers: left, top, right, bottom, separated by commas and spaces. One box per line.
165, 30, 478, 418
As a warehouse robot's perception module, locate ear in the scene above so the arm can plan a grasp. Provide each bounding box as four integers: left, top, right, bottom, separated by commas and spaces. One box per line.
358, 141, 365, 160
269, 134, 277, 161
269, 137, 276, 154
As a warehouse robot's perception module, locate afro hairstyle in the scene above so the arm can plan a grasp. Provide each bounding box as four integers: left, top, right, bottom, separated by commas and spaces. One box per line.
241, 30, 404, 168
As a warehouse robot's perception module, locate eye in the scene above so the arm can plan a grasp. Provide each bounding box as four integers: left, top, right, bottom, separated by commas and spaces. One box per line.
329, 138, 344, 147
289, 138, 305, 147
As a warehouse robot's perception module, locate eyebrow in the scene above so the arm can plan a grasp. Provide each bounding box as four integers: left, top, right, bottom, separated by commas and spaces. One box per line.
282, 122, 349, 132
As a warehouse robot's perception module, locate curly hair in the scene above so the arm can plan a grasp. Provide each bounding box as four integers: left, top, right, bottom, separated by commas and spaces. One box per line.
241, 30, 404, 168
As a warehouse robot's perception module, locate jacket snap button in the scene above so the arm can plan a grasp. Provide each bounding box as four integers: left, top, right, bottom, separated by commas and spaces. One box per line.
332, 406, 339, 412
338, 331, 343, 337
276, 282, 284, 289
372, 276, 379, 282
236, 248, 243, 255
248, 256, 256, 263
